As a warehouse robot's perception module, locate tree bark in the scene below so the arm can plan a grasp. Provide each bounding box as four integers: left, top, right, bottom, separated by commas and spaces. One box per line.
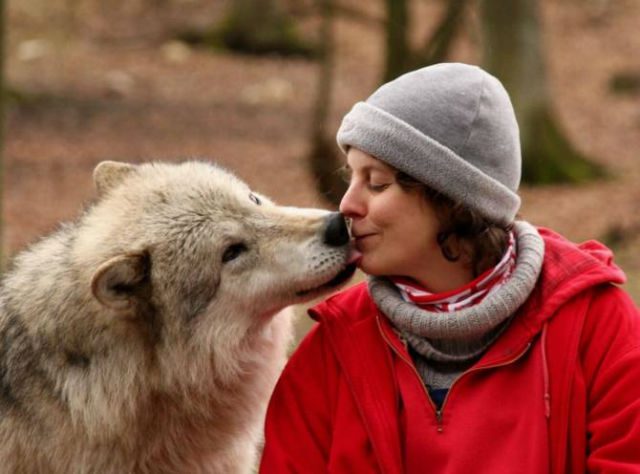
383, 0, 411, 82
419, 0, 468, 67
383, 0, 468, 81
308, 0, 346, 208
0, 0, 4, 269
480, 0, 603, 184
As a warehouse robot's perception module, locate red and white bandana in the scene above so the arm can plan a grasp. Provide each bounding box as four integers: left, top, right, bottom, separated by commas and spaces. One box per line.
391, 232, 517, 312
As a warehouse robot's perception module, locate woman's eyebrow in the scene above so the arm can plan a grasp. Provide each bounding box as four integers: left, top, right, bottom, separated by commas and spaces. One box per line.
365, 164, 394, 175
347, 163, 393, 175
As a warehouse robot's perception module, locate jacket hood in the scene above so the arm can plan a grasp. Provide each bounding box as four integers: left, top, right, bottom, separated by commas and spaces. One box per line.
514, 227, 625, 331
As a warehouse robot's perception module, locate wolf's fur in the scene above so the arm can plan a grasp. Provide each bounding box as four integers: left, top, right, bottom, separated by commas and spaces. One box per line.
0, 161, 354, 473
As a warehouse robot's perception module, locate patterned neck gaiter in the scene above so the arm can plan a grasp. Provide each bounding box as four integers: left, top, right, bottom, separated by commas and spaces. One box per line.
390, 232, 516, 312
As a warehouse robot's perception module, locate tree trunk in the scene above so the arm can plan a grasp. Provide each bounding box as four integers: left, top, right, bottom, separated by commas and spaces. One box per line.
480, 0, 603, 184
0, 0, 4, 269
418, 0, 468, 67
383, 0, 468, 81
382, 0, 411, 82
308, 0, 346, 208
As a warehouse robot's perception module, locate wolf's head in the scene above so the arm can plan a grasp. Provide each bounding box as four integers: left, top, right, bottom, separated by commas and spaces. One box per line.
71, 161, 355, 381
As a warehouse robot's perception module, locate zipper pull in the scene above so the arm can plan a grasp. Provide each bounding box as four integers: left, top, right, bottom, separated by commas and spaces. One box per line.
436, 410, 444, 433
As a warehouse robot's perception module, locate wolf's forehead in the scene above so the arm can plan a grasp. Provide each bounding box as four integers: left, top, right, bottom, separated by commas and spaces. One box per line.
136, 165, 250, 200
99, 162, 270, 225
159, 165, 245, 188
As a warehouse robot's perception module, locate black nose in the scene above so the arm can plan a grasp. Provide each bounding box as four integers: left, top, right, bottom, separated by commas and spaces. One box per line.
323, 212, 350, 247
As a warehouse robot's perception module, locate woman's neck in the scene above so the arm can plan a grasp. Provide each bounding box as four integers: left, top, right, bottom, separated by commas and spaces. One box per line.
406, 256, 474, 294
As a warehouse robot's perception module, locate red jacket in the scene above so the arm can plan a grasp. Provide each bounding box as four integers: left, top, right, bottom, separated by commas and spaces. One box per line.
260, 229, 640, 473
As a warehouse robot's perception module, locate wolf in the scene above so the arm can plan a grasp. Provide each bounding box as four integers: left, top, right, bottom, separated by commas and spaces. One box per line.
0, 160, 356, 473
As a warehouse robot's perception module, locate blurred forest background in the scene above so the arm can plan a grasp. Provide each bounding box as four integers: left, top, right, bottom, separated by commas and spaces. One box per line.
2, 0, 639, 341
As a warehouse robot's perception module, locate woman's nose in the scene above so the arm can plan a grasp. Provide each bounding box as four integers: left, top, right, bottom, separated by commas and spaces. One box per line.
339, 182, 365, 218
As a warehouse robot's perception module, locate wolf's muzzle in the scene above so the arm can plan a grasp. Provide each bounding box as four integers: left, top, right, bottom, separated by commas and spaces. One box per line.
323, 212, 350, 247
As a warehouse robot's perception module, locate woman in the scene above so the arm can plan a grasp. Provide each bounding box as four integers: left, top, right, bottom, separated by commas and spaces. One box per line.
260, 63, 640, 473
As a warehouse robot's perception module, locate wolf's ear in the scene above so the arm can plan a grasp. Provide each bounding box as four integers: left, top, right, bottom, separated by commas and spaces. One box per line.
93, 161, 137, 197
91, 253, 150, 311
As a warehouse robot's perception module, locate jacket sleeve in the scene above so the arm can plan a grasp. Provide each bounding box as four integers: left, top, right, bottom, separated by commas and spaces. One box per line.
259, 323, 336, 474
581, 286, 640, 473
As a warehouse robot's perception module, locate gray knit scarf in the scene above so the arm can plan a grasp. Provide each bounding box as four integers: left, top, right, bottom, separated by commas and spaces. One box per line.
368, 221, 545, 390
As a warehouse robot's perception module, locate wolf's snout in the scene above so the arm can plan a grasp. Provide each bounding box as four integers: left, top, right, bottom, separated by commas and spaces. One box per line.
323, 212, 350, 247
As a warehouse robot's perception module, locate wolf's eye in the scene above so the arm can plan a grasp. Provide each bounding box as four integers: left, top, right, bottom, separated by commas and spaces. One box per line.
249, 193, 261, 205
222, 243, 248, 263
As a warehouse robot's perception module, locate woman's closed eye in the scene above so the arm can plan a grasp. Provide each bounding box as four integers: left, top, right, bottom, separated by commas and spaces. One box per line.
367, 181, 391, 192
367, 171, 393, 192
338, 164, 393, 191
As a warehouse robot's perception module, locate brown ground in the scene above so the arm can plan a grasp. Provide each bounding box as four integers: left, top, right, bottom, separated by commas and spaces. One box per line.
5, 0, 640, 331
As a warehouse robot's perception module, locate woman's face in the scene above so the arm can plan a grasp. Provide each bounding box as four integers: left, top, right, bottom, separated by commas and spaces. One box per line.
339, 148, 442, 279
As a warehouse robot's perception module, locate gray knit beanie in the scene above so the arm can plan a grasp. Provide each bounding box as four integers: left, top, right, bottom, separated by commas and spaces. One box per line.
336, 63, 521, 225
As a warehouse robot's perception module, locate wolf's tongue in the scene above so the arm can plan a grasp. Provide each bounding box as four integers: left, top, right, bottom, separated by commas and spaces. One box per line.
347, 249, 363, 265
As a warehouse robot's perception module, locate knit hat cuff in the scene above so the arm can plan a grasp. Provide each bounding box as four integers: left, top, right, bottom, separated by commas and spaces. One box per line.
336, 101, 521, 225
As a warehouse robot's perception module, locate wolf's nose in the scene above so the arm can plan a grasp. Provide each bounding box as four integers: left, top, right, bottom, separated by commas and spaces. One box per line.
323, 212, 350, 247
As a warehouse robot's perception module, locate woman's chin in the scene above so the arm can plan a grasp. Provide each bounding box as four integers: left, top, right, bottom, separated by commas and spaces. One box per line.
358, 255, 410, 279
357, 257, 384, 277
355, 259, 370, 274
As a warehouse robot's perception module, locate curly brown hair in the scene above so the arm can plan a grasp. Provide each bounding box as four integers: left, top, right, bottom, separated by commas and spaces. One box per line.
395, 171, 513, 277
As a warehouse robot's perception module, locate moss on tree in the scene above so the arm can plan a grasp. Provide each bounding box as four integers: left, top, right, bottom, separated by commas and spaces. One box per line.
521, 107, 605, 184
179, 0, 316, 58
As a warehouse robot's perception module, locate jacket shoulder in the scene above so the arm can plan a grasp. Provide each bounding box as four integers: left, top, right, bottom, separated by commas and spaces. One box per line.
308, 281, 377, 325
544, 283, 638, 357
285, 283, 375, 371
580, 284, 640, 360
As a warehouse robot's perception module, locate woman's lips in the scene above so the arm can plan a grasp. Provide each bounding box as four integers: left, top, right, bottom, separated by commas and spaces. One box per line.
354, 233, 376, 241
353, 233, 376, 252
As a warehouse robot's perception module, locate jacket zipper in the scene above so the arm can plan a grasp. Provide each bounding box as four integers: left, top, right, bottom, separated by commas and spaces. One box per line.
376, 315, 532, 433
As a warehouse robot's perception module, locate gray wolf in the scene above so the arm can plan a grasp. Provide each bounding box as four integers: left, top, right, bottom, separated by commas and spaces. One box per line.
0, 161, 356, 473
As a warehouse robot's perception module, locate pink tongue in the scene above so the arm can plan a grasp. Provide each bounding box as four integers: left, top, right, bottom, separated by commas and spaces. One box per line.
347, 250, 363, 264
